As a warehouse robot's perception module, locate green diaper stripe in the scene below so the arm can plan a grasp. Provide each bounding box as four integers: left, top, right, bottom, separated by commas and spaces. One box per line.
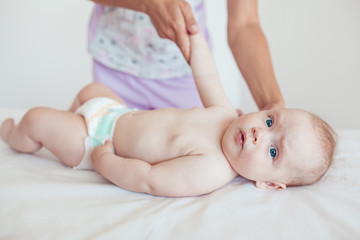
91, 108, 134, 147
95, 114, 114, 137
91, 138, 104, 147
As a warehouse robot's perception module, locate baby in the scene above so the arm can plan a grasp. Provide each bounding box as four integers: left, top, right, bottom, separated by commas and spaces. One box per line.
0, 33, 336, 197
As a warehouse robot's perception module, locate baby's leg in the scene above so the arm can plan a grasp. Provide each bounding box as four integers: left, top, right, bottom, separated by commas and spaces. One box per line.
0, 107, 87, 167
0, 118, 16, 144
69, 82, 126, 112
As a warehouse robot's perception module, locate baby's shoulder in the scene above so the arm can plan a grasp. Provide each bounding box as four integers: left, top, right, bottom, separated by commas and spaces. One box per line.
182, 152, 237, 194
204, 106, 237, 118
199, 152, 237, 180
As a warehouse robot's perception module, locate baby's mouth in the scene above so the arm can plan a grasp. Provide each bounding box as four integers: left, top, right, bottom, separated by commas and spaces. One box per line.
237, 130, 246, 148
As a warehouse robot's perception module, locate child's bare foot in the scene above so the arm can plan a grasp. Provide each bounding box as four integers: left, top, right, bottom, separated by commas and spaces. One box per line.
0, 118, 15, 143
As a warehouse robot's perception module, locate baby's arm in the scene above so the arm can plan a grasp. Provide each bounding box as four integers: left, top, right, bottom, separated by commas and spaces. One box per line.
190, 33, 234, 110
91, 141, 233, 197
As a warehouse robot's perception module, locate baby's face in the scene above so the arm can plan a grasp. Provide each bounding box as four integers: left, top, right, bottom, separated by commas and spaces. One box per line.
222, 109, 319, 189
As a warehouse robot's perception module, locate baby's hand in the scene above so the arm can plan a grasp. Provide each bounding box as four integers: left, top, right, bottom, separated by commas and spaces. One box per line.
91, 140, 113, 170
236, 108, 243, 117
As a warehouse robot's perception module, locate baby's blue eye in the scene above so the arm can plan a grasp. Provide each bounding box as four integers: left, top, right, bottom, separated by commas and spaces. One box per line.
266, 117, 273, 127
270, 145, 277, 159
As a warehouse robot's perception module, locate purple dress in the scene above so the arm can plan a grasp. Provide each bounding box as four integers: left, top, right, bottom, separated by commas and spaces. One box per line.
88, 1, 210, 109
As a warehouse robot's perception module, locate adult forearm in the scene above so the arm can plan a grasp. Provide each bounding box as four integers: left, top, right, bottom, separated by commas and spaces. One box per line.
228, 24, 285, 110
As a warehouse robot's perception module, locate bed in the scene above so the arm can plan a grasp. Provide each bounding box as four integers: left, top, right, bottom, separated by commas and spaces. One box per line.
0, 108, 359, 239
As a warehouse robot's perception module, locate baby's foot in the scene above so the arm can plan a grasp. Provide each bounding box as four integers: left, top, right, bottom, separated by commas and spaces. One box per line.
0, 118, 15, 144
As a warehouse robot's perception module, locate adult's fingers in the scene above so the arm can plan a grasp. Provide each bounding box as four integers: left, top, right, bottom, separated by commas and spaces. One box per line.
181, 2, 198, 34
175, 29, 191, 63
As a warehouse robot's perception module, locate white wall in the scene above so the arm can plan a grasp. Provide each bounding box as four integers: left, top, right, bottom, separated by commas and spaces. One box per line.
257, 0, 360, 129
207, 0, 360, 129
0, 0, 359, 129
0, 0, 93, 109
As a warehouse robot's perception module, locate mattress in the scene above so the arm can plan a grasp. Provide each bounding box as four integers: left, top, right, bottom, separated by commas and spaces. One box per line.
0, 108, 359, 239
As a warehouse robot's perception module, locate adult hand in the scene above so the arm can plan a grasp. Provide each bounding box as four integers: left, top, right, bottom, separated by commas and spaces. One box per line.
143, 0, 199, 62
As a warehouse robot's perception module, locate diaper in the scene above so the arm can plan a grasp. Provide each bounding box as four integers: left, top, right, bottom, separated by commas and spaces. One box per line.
74, 97, 135, 170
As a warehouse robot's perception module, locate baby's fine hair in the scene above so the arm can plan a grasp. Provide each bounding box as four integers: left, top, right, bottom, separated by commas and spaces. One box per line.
288, 112, 337, 186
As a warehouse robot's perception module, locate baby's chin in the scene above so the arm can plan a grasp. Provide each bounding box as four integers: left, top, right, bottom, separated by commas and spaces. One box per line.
234, 169, 257, 182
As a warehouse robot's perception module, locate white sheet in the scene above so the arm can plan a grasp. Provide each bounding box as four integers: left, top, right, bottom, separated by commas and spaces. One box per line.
1, 108, 359, 239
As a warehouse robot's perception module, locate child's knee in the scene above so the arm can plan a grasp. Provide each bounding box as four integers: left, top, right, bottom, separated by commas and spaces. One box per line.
23, 107, 52, 131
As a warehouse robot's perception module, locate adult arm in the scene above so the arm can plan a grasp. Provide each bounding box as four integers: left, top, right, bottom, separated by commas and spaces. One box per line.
227, 0, 285, 110
91, 0, 198, 62
91, 141, 233, 197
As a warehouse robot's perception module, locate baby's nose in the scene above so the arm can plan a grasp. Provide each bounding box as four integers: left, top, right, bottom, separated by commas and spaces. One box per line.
252, 127, 263, 144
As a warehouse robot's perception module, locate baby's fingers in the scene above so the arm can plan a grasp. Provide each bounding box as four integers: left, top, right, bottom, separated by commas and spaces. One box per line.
91, 143, 111, 170
104, 140, 113, 147
92, 141, 112, 160
236, 108, 243, 117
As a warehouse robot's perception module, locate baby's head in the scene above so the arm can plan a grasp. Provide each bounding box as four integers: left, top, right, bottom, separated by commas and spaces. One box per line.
221, 108, 336, 190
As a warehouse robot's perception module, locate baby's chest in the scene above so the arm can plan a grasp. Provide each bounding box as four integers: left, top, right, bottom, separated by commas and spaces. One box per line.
114, 110, 226, 162
134, 128, 220, 164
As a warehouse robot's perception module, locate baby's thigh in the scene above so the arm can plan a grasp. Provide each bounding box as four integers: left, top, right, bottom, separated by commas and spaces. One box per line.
27, 107, 88, 167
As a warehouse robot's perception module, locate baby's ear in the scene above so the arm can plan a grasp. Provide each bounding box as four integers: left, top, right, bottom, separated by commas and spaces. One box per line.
255, 181, 286, 190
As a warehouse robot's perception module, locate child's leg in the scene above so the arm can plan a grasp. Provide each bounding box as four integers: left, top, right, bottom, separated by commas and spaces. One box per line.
69, 82, 126, 112
0, 107, 87, 167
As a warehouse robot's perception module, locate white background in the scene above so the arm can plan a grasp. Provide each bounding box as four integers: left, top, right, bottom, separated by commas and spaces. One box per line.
0, 0, 359, 129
